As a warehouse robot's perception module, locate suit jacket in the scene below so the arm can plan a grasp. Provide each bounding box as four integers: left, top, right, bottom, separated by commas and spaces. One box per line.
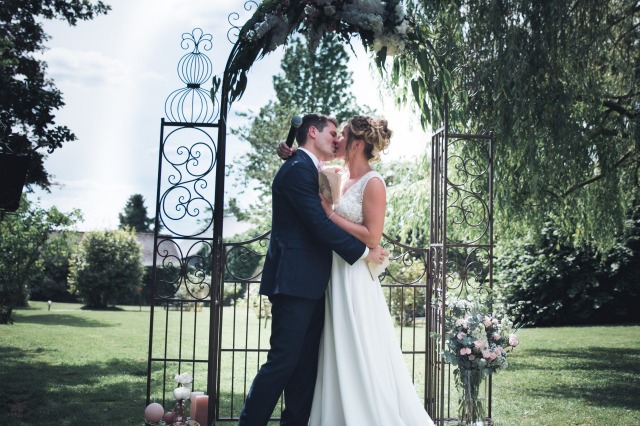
260, 150, 366, 300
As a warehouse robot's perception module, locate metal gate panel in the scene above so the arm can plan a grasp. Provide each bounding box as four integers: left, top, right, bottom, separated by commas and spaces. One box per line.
429, 112, 494, 424
147, 14, 494, 426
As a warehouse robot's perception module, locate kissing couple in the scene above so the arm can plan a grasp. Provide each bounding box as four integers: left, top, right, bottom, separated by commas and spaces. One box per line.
238, 113, 435, 426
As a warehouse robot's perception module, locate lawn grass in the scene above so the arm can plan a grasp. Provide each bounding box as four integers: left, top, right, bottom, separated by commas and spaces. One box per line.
1, 301, 639, 425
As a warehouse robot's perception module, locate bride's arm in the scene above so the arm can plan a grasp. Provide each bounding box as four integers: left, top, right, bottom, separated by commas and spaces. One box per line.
322, 178, 386, 248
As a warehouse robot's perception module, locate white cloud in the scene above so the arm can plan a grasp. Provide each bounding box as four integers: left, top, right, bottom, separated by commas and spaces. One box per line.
44, 47, 132, 88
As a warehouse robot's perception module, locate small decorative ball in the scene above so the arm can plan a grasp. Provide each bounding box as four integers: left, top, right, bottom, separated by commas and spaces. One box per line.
144, 402, 164, 423
164, 411, 175, 424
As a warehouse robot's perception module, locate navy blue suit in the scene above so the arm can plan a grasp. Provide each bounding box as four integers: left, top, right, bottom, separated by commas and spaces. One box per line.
238, 150, 365, 426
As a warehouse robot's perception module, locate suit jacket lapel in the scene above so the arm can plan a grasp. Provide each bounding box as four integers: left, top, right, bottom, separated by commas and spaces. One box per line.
296, 150, 318, 174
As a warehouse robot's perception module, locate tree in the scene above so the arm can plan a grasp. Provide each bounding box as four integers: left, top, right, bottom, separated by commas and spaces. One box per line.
28, 229, 77, 302
230, 34, 372, 227
379, 156, 431, 247
496, 206, 640, 327
69, 228, 144, 308
119, 194, 153, 232
395, 0, 640, 248
0, 0, 110, 189
0, 195, 80, 324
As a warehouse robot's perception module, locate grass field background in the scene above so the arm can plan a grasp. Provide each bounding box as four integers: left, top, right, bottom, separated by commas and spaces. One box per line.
1, 301, 639, 425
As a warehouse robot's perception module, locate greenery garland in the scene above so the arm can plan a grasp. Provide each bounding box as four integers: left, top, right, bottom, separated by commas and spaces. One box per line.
225, 0, 410, 102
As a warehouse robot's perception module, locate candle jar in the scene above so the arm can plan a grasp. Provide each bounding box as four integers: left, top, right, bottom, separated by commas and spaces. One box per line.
172, 399, 188, 425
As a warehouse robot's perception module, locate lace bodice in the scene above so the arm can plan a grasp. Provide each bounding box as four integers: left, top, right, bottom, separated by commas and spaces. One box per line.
335, 170, 384, 225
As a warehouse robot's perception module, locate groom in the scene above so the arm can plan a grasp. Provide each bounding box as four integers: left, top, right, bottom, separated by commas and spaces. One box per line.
238, 113, 387, 426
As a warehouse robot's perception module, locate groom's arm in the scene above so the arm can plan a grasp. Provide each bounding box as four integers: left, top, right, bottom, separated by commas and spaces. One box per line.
276, 160, 365, 265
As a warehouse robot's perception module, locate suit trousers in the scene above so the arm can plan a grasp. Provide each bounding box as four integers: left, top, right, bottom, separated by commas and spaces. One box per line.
238, 293, 325, 426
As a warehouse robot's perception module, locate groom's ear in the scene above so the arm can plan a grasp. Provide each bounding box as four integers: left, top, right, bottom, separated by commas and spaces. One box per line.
306, 125, 318, 141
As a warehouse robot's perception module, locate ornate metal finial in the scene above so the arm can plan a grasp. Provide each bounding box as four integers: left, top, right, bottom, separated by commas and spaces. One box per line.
165, 28, 219, 123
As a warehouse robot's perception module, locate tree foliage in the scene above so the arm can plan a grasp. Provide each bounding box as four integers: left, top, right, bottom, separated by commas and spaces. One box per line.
0, 196, 80, 323
496, 207, 640, 327
379, 156, 431, 247
230, 34, 372, 227
119, 194, 153, 232
0, 0, 110, 189
394, 0, 640, 247
28, 228, 77, 303
69, 228, 143, 308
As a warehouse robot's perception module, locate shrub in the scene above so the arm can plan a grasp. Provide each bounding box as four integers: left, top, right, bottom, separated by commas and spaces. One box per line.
69, 228, 144, 308
496, 216, 640, 327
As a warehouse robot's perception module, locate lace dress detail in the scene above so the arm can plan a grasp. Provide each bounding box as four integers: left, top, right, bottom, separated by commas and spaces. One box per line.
335, 170, 383, 225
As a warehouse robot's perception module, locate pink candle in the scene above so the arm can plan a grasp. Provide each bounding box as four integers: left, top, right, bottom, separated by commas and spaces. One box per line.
193, 395, 208, 426
189, 391, 204, 421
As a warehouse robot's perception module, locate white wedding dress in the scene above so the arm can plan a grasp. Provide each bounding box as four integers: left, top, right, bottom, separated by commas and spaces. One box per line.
309, 170, 435, 426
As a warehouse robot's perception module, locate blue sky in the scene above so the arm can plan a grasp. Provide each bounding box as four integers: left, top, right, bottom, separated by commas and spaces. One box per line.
32, 0, 426, 234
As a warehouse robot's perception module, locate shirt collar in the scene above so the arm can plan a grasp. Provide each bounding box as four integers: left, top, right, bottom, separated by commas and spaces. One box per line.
298, 147, 321, 170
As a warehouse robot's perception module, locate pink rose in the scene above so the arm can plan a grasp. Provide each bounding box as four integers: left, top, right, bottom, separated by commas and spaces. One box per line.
492, 333, 500, 341
509, 334, 520, 347
457, 332, 466, 340
460, 347, 471, 356
474, 339, 484, 349
469, 354, 476, 360
492, 318, 499, 326
483, 316, 491, 327
482, 349, 491, 359
489, 352, 497, 360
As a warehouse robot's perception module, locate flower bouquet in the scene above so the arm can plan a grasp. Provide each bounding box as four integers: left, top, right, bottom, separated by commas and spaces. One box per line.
436, 298, 519, 425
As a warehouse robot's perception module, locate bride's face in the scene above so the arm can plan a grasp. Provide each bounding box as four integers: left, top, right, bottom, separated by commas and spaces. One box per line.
334, 126, 348, 159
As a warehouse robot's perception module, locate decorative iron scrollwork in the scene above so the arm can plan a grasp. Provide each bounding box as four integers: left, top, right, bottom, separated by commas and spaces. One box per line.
155, 238, 213, 301
165, 28, 219, 123
158, 127, 216, 237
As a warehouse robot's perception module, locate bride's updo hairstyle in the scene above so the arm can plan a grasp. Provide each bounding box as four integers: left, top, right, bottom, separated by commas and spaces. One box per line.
344, 116, 393, 163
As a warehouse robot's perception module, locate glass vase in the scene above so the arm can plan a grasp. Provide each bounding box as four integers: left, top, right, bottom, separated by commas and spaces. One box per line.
456, 369, 486, 426
172, 399, 189, 425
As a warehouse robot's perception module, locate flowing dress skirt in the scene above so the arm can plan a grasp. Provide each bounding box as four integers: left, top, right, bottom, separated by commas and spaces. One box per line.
309, 254, 435, 426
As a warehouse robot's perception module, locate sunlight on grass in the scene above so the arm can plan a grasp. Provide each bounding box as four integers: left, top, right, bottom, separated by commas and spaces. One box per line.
1, 301, 638, 425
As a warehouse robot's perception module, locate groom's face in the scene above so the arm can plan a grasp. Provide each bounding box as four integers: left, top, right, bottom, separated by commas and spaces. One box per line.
314, 122, 338, 161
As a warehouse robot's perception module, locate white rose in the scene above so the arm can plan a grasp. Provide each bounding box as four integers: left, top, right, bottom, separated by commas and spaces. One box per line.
173, 386, 191, 400
395, 20, 408, 35
179, 372, 192, 384
304, 5, 320, 17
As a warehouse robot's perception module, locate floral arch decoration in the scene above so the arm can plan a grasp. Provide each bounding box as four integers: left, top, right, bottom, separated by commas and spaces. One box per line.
223, 0, 449, 127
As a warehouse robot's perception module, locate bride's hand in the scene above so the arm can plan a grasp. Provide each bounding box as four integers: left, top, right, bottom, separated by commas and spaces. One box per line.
319, 192, 333, 217
366, 245, 389, 264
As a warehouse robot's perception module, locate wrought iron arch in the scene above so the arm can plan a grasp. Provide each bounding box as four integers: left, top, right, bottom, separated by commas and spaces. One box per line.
146, 6, 494, 426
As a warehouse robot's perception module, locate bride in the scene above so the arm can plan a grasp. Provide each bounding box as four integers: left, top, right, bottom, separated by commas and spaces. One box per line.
280, 116, 435, 426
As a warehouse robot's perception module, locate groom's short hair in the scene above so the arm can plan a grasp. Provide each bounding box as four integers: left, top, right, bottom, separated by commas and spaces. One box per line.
297, 113, 338, 146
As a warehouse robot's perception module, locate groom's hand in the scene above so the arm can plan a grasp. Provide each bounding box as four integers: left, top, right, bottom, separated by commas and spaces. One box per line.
366, 245, 389, 264
277, 141, 296, 160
